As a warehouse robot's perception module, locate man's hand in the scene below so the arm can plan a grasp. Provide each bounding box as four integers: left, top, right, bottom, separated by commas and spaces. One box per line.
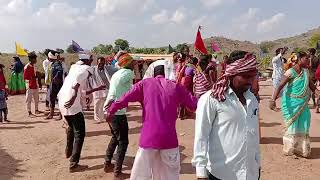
104, 99, 114, 111
98, 85, 106, 91
105, 112, 114, 122
64, 96, 76, 109
269, 100, 276, 111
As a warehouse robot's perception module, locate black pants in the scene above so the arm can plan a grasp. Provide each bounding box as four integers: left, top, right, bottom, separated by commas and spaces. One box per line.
105, 115, 129, 173
0, 108, 8, 121
49, 84, 62, 108
46, 85, 50, 107
208, 173, 222, 180
208, 170, 261, 180
65, 112, 86, 168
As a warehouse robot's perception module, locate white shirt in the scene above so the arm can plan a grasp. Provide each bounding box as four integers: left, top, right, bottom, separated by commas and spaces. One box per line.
90, 65, 116, 99
143, 59, 176, 81
43, 59, 50, 84
192, 89, 260, 180
58, 61, 93, 116
272, 53, 284, 80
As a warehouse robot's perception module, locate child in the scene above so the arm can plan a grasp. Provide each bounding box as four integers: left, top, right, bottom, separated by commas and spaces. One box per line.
0, 64, 9, 123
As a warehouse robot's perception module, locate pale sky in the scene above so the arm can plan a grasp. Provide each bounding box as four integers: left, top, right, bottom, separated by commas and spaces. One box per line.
0, 0, 319, 52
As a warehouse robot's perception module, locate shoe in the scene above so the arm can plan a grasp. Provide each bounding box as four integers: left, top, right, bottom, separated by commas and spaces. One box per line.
69, 164, 88, 173
35, 110, 43, 114
28, 112, 35, 117
45, 115, 53, 120
103, 161, 113, 173
4, 119, 10, 122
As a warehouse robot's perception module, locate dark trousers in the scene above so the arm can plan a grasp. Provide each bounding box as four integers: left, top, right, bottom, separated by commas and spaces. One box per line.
208, 170, 261, 180
0, 108, 8, 121
49, 84, 62, 108
46, 85, 50, 107
208, 173, 221, 180
65, 112, 86, 168
105, 115, 129, 173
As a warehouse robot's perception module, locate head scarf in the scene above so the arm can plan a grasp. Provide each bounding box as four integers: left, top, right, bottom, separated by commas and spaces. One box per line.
211, 53, 257, 101
117, 53, 133, 68
48, 51, 58, 60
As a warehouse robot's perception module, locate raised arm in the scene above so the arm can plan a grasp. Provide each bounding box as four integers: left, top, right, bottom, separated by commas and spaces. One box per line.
107, 81, 144, 115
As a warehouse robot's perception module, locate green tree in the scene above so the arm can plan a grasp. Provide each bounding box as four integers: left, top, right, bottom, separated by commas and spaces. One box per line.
176, 43, 188, 53
260, 41, 275, 54
114, 39, 130, 52
66, 45, 76, 53
258, 55, 272, 71
92, 44, 114, 54
308, 33, 320, 48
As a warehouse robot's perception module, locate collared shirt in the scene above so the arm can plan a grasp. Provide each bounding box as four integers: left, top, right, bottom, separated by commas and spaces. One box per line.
192, 89, 260, 180
108, 75, 198, 149
272, 53, 284, 80
58, 61, 92, 116
105, 68, 134, 115
24, 63, 38, 89
143, 59, 176, 81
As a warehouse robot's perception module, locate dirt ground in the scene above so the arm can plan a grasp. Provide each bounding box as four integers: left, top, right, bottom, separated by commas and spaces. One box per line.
1, 81, 320, 180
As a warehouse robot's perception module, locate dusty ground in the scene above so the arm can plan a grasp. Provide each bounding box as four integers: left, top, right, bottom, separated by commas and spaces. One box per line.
1, 81, 320, 180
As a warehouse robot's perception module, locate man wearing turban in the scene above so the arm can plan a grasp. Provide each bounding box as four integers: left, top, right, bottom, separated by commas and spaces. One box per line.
192, 51, 261, 180
103, 52, 135, 178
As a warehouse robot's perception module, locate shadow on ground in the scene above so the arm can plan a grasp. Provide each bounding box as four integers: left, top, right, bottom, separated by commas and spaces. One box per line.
0, 146, 25, 179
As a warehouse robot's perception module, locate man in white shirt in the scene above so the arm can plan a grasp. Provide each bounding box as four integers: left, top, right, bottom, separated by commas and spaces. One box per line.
272, 47, 288, 98
58, 52, 95, 172
143, 52, 181, 81
89, 57, 117, 123
192, 51, 260, 180
42, 50, 53, 108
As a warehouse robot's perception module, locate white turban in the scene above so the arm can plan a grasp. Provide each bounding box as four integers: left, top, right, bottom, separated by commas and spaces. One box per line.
48, 52, 58, 60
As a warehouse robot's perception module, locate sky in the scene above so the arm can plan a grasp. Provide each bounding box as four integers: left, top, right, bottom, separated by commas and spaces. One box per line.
0, 0, 319, 52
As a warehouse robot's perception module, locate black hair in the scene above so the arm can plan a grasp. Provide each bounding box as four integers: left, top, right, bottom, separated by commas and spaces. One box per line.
28, 51, 37, 61
227, 50, 248, 64
297, 51, 308, 60
190, 57, 198, 65
154, 65, 165, 77
275, 48, 283, 55
97, 57, 105, 61
308, 48, 316, 55
181, 53, 187, 60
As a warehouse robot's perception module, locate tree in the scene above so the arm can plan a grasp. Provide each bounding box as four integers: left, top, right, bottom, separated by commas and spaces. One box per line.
308, 33, 320, 48
175, 43, 189, 53
260, 41, 275, 54
114, 39, 130, 52
92, 44, 114, 55
66, 45, 76, 53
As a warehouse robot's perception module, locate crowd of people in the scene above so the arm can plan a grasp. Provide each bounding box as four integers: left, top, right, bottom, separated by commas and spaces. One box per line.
0, 45, 319, 180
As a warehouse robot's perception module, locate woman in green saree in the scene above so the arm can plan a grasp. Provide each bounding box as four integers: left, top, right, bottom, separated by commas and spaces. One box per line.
8, 56, 26, 95
270, 51, 316, 158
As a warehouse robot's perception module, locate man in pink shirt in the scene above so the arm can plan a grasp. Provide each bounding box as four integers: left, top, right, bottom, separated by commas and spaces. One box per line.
105, 65, 197, 180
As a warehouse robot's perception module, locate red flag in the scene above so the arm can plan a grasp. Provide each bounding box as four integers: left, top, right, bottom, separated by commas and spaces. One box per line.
211, 40, 221, 52
194, 27, 208, 54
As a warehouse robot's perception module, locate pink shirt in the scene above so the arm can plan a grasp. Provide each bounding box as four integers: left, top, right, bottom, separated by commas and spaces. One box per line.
108, 75, 198, 149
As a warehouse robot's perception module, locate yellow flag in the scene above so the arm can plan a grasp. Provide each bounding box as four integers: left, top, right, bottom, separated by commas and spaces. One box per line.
15, 42, 28, 56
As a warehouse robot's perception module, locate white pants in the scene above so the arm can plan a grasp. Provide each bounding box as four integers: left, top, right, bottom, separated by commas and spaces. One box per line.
26, 89, 39, 112
130, 147, 180, 180
93, 97, 106, 122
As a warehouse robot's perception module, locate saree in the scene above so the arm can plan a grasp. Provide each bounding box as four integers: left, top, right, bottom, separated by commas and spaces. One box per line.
8, 72, 26, 95
281, 68, 311, 157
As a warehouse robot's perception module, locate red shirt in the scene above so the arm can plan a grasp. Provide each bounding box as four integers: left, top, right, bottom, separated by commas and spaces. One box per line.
0, 72, 6, 90
24, 63, 38, 89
